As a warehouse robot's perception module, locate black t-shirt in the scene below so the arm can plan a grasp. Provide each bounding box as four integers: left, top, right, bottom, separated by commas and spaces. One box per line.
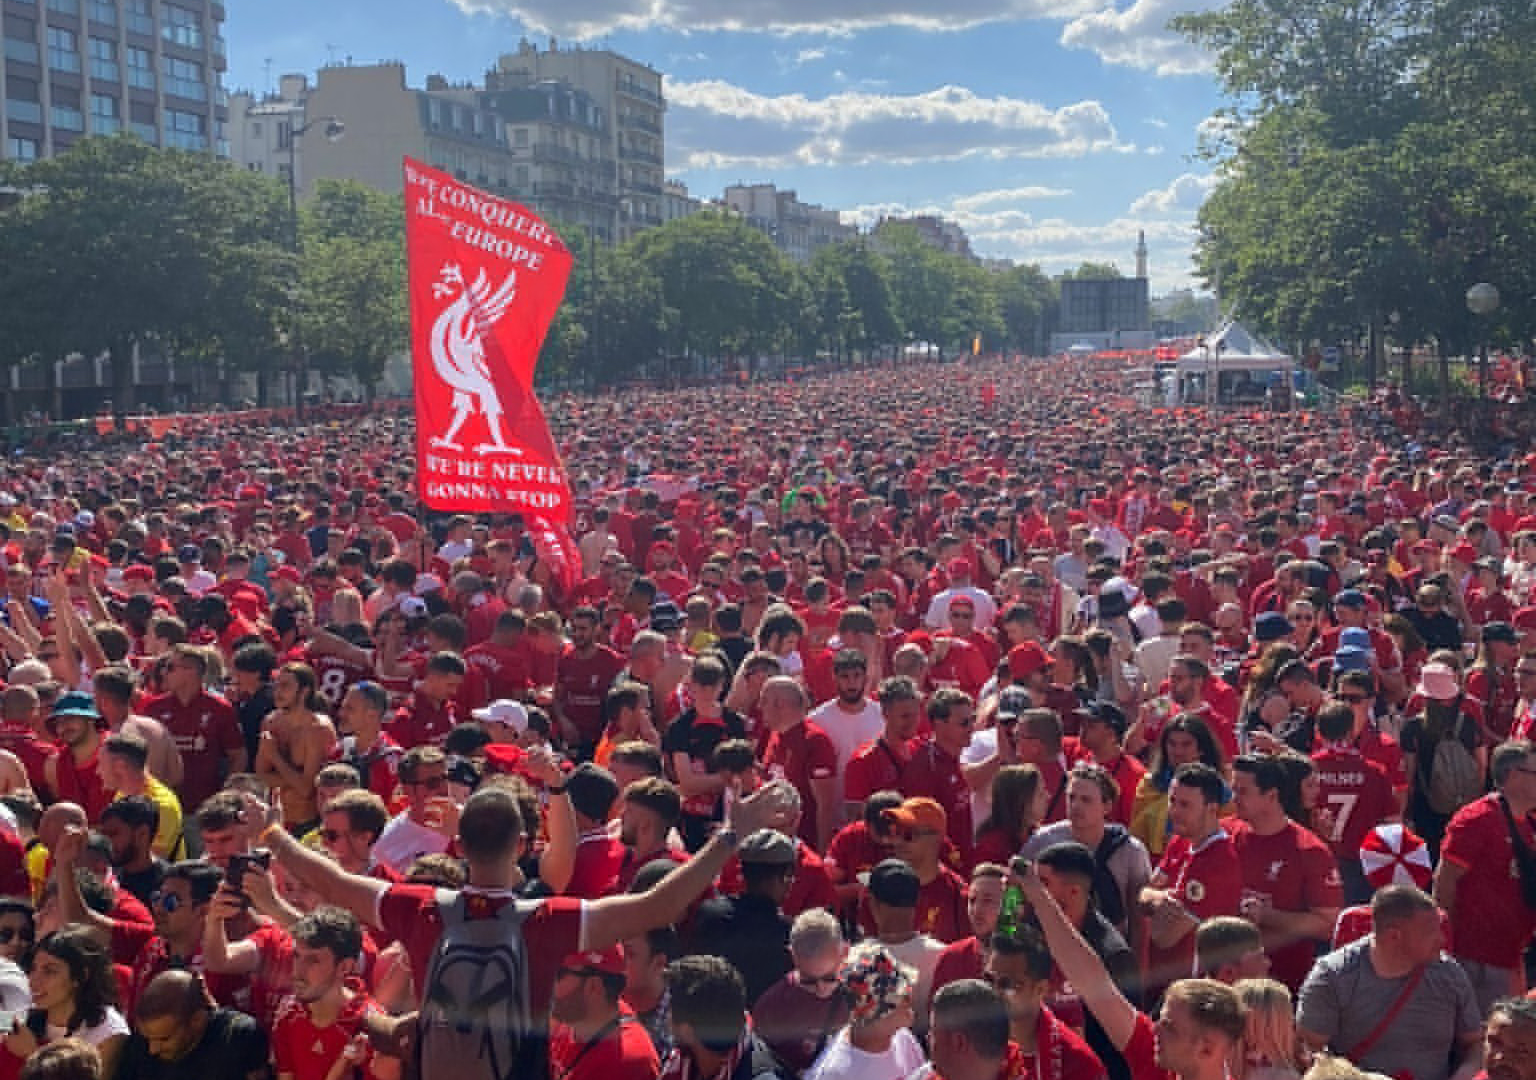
661, 709, 746, 778
116, 1008, 269, 1080
117, 859, 168, 911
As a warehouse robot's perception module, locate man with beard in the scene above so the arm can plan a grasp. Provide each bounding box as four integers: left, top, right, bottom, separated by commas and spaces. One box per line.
99, 796, 168, 909
254, 663, 338, 836
556, 607, 627, 755
549, 944, 661, 1080
617, 777, 687, 891
270, 907, 394, 1080
45, 691, 111, 821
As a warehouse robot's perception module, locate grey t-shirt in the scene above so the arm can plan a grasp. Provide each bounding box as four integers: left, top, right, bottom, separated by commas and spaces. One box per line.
1297, 940, 1480, 1080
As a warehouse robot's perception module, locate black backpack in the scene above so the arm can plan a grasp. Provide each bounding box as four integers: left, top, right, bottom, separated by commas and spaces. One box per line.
1092, 826, 1133, 927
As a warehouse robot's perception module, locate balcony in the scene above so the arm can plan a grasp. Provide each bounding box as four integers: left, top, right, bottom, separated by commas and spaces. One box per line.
618, 112, 660, 134
619, 145, 662, 166
532, 142, 579, 165
615, 80, 662, 106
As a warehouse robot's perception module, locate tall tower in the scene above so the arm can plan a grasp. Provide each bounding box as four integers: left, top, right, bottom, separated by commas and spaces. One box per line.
1135, 229, 1148, 280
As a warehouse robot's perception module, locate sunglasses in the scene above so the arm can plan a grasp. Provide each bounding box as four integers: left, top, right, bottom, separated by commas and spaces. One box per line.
150, 892, 184, 913
0, 928, 32, 945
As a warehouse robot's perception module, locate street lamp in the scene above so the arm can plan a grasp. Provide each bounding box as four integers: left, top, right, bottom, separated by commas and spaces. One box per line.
1467, 281, 1500, 410
283, 115, 344, 414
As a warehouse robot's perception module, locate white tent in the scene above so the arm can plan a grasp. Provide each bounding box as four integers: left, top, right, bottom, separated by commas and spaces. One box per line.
1171, 321, 1295, 405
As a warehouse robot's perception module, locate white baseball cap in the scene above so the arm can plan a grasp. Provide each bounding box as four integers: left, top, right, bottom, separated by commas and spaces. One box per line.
472, 699, 529, 732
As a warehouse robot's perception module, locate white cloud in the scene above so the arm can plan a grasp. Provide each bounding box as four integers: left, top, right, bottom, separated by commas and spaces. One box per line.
1128, 171, 1215, 214
795, 47, 830, 63
953, 185, 1072, 210
451, 0, 1099, 36
1059, 0, 1219, 76
847, 192, 1203, 291
1145, 117, 1169, 129
667, 80, 1134, 169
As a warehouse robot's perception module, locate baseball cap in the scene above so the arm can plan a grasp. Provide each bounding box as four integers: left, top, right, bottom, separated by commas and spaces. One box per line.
1331, 646, 1372, 674
1007, 641, 1051, 680
1254, 612, 1294, 642
866, 859, 920, 908
738, 829, 797, 867
1483, 621, 1520, 646
649, 601, 684, 631
1333, 589, 1367, 610
559, 945, 625, 977
882, 797, 946, 837
472, 699, 529, 732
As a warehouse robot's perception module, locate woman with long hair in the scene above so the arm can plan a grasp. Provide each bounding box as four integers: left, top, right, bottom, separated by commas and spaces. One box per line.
1131, 713, 1227, 857
0, 928, 126, 1080
973, 765, 1046, 867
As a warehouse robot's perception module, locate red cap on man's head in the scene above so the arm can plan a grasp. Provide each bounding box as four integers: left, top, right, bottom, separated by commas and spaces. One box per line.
1008, 641, 1051, 680
559, 946, 625, 977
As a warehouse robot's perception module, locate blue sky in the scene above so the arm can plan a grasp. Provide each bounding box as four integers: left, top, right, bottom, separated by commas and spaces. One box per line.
226, 0, 1227, 293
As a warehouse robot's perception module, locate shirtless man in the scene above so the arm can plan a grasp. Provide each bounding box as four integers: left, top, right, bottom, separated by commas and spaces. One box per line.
254, 662, 338, 833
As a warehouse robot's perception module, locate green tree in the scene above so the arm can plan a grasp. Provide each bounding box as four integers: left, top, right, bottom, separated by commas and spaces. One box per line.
299, 180, 408, 399
629, 212, 801, 364
995, 263, 1056, 353
0, 136, 291, 411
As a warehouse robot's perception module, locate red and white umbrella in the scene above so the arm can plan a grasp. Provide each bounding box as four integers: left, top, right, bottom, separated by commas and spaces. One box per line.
1359, 823, 1433, 890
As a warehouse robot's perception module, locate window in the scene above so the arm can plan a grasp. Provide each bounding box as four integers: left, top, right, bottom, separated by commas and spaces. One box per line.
90, 91, 118, 133
513, 127, 528, 147
88, 0, 116, 24
46, 26, 79, 72
160, 3, 200, 47
5, 74, 41, 122
127, 45, 153, 89
46, 0, 80, 14
160, 54, 203, 100
126, 0, 153, 36
4, 37, 38, 62
6, 137, 40, 161
52, 104, 86, 132
88, 36, 116, 80
163, 106, 206, 149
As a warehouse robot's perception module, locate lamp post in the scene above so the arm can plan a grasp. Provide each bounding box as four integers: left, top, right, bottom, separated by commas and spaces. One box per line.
283, 113, 344, 414
1467, 282, 1500, 416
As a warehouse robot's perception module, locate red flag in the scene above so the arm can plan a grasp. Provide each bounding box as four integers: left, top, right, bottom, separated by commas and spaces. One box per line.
404, 158, 573, 521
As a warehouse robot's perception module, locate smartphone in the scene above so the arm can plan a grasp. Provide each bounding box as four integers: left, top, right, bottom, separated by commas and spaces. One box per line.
227, 849, 273, 895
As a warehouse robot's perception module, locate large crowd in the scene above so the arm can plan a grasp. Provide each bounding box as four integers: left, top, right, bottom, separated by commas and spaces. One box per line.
0, 354, 1532, 1080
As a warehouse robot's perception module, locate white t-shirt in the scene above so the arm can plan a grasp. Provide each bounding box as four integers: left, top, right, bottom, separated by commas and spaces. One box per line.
47, 1006, 129, 1046
805, 1026, 926, 1080
810, 698, 885, 772
373, 811, 450, 873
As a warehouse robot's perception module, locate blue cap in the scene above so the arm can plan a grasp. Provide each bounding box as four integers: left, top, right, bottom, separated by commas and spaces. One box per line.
1254, 611, 1293, 642
1332, 646, 1372, 673
1339, 627, 1373, 650
1333, 589, 1367, 609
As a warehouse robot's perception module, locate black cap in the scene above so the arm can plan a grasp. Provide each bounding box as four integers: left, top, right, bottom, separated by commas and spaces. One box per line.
867, 858, 919, 908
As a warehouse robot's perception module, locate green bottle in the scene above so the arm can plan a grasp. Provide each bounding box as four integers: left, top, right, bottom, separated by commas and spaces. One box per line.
997, 882, 1025, 938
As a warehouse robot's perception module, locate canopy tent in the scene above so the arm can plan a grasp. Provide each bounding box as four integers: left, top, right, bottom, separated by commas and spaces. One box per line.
1169, 321, 1296, 406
